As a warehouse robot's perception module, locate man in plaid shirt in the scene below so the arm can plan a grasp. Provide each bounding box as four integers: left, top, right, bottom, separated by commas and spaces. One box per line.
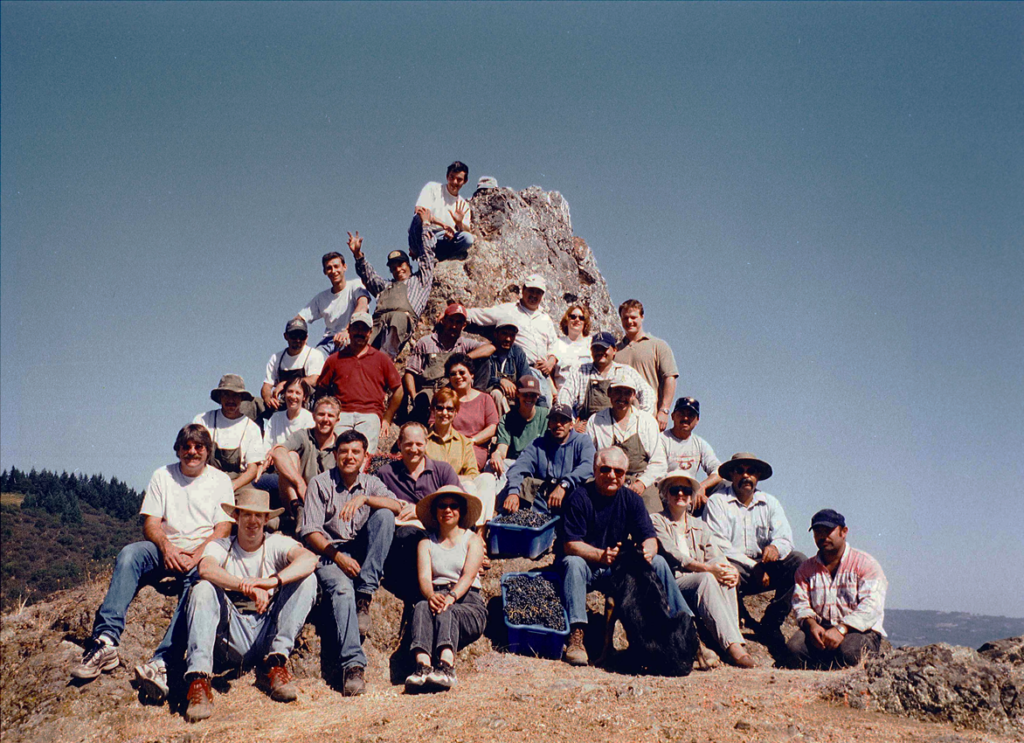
786, 509, 888, 668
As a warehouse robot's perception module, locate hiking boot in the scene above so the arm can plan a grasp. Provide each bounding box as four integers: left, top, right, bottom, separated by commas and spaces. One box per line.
342, 665, 366, 696
356, 593, 373, 636
134, 659, 169, 703
184, 676, 214, 722
427, 660, 457, 690
564, 627, 589, 666
404, 663, 433, 691
71, 638, 120, 680
257, 656, 297, 703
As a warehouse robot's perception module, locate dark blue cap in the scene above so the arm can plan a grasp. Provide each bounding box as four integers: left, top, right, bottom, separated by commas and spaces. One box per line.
809, 509, 846, 531
673, 397, 700, 416
590, 331, 617, 349
548, 402, 575, 421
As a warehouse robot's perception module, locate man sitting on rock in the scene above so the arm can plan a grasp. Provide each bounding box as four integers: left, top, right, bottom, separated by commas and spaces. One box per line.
71, 424, 233, 700
616, 299, 679, 431
501, 403, 594, 515
409, 160, 475, 261
703, 453, 807, 648
489, 375, 550, 491
194, 374, 266, 492
180, 488, 318, 722
557, 331, 655, 425
260, 317, 326, 414
787, 509, 888, 669
403, 302, 490, 424
350, 230, 436, 358
474, 319, 533, 415
559, 447, 693, 666
269, 395, 340, 527
585, 371, 667, 513
300, 430, 400, 696
660, 396, 723, 516
296, 250, 371, 354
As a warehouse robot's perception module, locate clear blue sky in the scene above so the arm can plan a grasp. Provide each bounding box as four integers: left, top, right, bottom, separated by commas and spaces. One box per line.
2, 2, 1021, 617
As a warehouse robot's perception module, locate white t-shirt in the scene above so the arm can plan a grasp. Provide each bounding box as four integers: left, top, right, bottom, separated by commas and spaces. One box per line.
553, 333, 593, 386
193, 410, 266, 466
203, 533, 300, 596
415, 181, 471, 231
298, 280, 371, 339
263, 408, 315, 450
139, 464, 235, 551
661, 432, 722, 481
263, 345, 326, 385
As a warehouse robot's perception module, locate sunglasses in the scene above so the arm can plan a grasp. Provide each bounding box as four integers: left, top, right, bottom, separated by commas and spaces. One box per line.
568, 313, 585, 321
433, 405, 456, 413
598, 465, 627, 476
436, 501, 462, 511
667, 486, 693, 497
180, 443, 207, 452
733, 466, 757, 476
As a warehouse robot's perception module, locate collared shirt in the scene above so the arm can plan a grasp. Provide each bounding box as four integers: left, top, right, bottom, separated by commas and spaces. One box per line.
556, 361, 656, 416
615, 332, 679, 394
661, 432, 721, 481
299, 469, 396, 546
404, 332, 483, 378
703, 485, 794, 564
283, 428, 335, 485
425, 428, 479, 477
584, 408, 667, 487
504, 430, 595, 496
375, 457, 460, 505
355, 230, 436, 317
651, 511, 723, 574
793, 545, 888, 636
466, 301, 559, 365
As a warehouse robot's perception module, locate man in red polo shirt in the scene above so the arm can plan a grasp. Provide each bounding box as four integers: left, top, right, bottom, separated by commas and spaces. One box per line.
316, 312, 403, 454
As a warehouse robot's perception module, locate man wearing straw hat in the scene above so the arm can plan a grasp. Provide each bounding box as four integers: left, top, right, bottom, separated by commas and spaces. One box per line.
703, 453, 806, 648
179, 488, 318, 722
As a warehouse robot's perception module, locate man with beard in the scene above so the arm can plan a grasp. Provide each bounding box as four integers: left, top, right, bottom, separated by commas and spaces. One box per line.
786, 510, 888, 669
703, 453, 806, 648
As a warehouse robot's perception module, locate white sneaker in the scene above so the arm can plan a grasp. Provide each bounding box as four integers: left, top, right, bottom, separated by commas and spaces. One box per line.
70, 638, 120, 680
134, 660, 169, 704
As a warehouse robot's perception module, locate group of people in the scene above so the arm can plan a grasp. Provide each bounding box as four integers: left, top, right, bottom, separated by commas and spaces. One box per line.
68, 161, 888, 721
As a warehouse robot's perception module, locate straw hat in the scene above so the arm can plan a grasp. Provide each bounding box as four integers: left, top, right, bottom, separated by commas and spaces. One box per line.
415, 484, 482, 531
221, 487, 285, 519
657, 470, 702, 495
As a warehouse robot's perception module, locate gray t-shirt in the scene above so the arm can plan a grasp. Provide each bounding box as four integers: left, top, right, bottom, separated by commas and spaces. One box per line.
661, 432, 721, 481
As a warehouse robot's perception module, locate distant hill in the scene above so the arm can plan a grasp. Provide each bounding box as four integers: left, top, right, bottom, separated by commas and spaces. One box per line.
885, 608, 1024, 648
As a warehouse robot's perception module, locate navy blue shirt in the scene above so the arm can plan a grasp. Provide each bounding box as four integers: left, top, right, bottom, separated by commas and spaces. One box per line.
476, 345, 531, 391
561, 482, 655, 550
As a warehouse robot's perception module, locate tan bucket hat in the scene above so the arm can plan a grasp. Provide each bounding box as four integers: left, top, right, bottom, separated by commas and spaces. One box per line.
718, 452, 773, 481
221, 487, 285, 519
210, 373, 254, 404
416, 484, 483, 531
657, 469, 702, 494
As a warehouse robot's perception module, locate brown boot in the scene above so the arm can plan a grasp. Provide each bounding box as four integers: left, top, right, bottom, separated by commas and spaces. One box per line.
257, 655, 298, 702
184, 676, 214, 722
564, 626, 589, 666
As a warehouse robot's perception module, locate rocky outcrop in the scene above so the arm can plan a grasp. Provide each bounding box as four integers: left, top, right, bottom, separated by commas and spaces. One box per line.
980, 636, 1024, 667
825, 641, 1024, 737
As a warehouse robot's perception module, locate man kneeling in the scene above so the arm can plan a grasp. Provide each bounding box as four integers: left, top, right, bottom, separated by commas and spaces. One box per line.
181, 488, 318, 722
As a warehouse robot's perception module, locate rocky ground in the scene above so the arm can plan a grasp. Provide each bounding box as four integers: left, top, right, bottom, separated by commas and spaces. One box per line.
2, 556, 1021, 743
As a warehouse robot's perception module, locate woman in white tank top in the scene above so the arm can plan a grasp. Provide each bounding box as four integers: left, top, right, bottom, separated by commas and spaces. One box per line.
404, 485, 488, 692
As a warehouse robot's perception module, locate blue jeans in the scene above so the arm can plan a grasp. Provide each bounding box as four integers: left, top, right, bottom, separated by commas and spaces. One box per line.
408, 214, 474, 261
184, 575, 317, 676
92, 541, 197, 664
559, 554, 692, 627
313, 508, 395, 669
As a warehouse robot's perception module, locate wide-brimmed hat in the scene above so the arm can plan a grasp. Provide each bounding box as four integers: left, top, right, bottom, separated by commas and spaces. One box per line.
211, 374, 254, 404
718, 452, 773, 481
221, 487, 285, 519
416, 484, 482, 531
657, 470, 702, 495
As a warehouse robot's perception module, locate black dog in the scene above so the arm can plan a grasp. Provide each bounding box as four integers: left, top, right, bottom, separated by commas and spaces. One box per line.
607, 539, 698, 676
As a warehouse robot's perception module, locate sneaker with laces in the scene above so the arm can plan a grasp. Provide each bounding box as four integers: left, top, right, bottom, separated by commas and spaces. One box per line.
184, 676, 214, 722
356, 592, 373, 636
427, 660, 457, 690
257, 657, 298, 703
342, 665, 366, 696
134, 660, 169, 703
404, 663, 433, 691
564, 627, 589, 666
71, 638, 120, 680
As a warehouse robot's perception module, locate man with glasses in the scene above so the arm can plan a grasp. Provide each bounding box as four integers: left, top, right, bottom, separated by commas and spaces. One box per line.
559, 448, 693, 666
703, 453, 806, 649
557, 332, 656, 427
261, 317, 326, 414
71, 424, 234, 703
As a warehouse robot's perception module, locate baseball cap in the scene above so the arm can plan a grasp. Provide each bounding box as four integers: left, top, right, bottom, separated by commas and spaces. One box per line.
444, 303, 468, 319
590, 331, 617, 349
285, 317, 308, 335
548, 402, 575, 421
517, 375, 541, 393
809, 508, 846, 531
523, 274, 547, 292
387, 249, 410, 265
349, 312, 373, 328
673, 397, 700, 416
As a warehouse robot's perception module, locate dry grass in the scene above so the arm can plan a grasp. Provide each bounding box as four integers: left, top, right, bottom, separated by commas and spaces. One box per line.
1, 492, 25, 506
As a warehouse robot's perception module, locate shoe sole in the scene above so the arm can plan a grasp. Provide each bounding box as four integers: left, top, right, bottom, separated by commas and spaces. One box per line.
135, 674, 169, 704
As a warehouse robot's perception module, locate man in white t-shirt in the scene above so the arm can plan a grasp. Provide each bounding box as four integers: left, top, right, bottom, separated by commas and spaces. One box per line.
409, 160, 475, 261
661, 396, 723, 515
194, 374, 266, 492
261, 318, 326, 413
179, 488, 318, 722
71, 424, 234, 698
296, 250, 372, 353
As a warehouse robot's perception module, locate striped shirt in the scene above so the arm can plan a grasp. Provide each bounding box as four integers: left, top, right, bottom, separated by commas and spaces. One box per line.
355, 229, 437, 317
793, 545, 887, 636
556, 361, 656, 416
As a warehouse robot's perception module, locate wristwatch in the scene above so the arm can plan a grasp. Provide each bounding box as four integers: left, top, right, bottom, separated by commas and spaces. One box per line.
659, 407, 670, 414
835, 624, 848, 636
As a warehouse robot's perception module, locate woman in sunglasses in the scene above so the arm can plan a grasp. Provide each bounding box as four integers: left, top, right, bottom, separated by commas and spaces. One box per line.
404, 485, 487, 692
651, 470, 755, 669
553, 304, 593, 389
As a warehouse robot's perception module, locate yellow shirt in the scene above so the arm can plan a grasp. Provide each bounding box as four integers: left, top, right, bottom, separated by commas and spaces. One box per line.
426, 428, 479, 477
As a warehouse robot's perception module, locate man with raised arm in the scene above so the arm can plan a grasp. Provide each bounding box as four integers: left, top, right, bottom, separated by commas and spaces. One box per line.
260, 318, 326, 413
557, 331, 655, 425
296, 250, 371, 354
409, 160, 475, 261
350, 230, 436, 358
616, 299, 679, 431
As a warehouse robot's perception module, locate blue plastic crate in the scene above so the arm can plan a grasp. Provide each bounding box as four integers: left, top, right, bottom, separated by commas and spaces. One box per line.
501, 571, 570, 659
486, 515, 560, 558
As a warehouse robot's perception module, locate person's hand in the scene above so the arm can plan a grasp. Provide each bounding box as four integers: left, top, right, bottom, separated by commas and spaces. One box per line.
822, 627, 845, 650
656, 410, 669, 431
807, 620, 828, 649
380, 420, 391, 441
334, 552, 361, 578
600, 543, 622, 566
161, 542, 192, 573
489, 452, 506, 476
397, 502, 417, 523
265, 393, 282, 411
499, 378, 517, 399
533, 356, 557, 376
693, 485, 708, 513
628, 479, 646, 495
451, 200, 469, 230
333, 330, 350, 348
346, 231, 363, 259
547, 485, 566, 510
642, 541, 657, 563
429, 591, 455, 615
762, 544, 780, 563
574, 420, 588, 433
255, 459, 270, 479
503, 493, 520, 513
710, 562, 740, 588
339, 494, 367, 522
244, 585, 272, 614
415, 206, 432, 223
